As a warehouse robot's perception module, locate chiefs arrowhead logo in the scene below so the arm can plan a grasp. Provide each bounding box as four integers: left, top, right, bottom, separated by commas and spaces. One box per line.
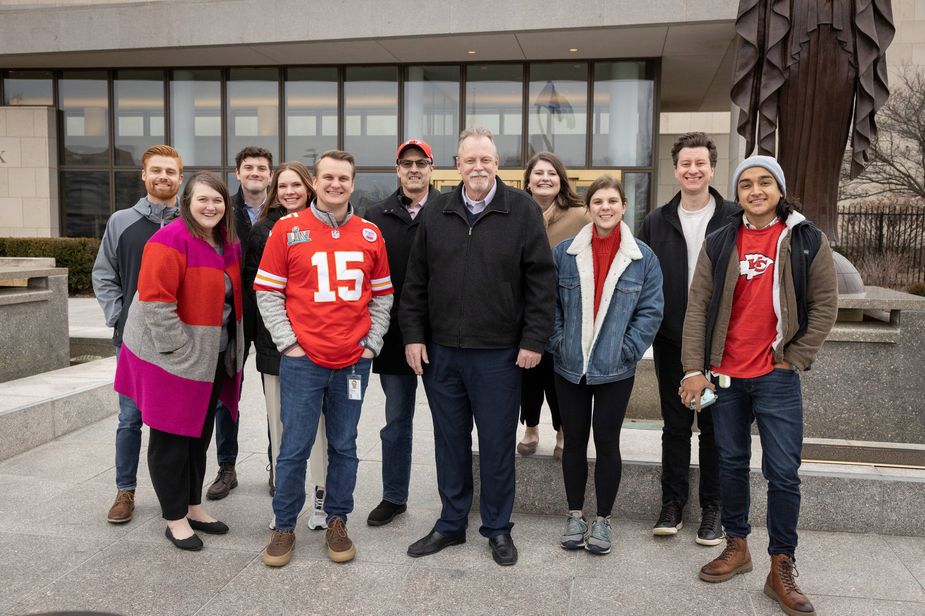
739, 253, 774, 280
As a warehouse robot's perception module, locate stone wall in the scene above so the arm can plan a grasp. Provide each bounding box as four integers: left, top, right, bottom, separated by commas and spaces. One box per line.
0, 107, 58, 237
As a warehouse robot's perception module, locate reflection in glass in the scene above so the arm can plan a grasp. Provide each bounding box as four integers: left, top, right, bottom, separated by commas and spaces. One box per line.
622, 172, 650, 233
465, 65, 522, 166
114, 170, 148, 210
63, 171, 110, 237
405, 66, 460, 167
352, 173, 397, 217
114, 70, 165, 167
3, 71, 53, 105
59, 72, 110, 166
345, 67, 398, 166
528, 63, 588, 167
227, 68, 280, 165
285, 67, 338, 165
592, 62, 654, 167
171, 70, 221, 166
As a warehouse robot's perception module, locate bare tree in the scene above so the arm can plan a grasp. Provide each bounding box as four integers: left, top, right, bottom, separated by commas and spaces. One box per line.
839, 65, 925, 202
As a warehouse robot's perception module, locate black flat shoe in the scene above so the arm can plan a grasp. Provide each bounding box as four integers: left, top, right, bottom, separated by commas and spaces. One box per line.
165, 527, 203, 551
187, 518, 229, 535
489, 533, 518, 566
367, 500, 407, 527
407, 529, 466, 557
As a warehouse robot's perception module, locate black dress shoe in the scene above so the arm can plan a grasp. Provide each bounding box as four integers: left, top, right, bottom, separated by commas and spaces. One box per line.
367, 500, 408, 526
165, 527, 203, 551
187, 518, 229, 535
489, 533, 518, 566
407, 529, 466, 557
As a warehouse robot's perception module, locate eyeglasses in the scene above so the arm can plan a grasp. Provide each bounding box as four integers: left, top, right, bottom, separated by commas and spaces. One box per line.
397, 159, 432, 169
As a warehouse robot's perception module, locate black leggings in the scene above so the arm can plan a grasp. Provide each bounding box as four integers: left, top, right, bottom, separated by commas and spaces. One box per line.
555, 374, 634, 517
520, 352, 561, 430
148, 356, 225, 520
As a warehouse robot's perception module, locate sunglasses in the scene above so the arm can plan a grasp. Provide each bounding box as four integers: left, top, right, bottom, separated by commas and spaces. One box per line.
397, 159, 432, 169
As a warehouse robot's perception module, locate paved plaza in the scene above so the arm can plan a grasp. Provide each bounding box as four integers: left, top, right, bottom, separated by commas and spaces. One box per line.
0, 301, 922, 615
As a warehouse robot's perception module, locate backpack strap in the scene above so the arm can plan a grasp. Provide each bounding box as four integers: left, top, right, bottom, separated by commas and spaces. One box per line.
702, 225, 738, 372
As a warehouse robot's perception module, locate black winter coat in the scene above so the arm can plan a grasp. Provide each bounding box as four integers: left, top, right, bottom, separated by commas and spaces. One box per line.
637, 186, 740, 347
400, 178, 556, 353
364, 188, 432, 375
233, 189, 257, 348
243, 207, 285, 375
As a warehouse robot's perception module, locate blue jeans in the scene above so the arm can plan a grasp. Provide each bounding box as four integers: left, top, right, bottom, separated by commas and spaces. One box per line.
711, 368, 804, 558
213, 401, 238, 466
379, 374, 419, 505
272, 354, 371, 530
114, 345, 142, 491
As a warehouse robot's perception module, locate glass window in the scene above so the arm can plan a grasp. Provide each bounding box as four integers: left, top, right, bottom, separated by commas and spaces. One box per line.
3, 70, 53, 105
227, 68, 280, 166
62, 171, 110, 237
114, 70, 165, 167
171, 69, 221, 166
285, 67, 338, 165
465, 64, 522, 167
59, 72, 110, 166
405, 66, 460, 167
622, 172, 651, 233
352, 172, 397, 217
344, 67, 398, 167
114, 170, 147, 210
592, 61, 654, 167
528, 63, 588, 167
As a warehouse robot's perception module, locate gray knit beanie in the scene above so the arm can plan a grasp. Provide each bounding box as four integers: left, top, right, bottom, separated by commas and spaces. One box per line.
731, 155, 787, 199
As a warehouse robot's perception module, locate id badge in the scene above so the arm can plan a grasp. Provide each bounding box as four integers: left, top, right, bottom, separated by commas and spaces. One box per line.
347, 374, 362, 401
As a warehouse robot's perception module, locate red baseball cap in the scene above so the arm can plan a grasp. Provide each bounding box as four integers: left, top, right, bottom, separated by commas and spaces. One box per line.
397, 139, 433, 160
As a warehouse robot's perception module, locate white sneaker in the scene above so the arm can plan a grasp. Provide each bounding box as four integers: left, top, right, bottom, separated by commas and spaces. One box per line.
268, 517, 276, 531
306, 486, 327, 530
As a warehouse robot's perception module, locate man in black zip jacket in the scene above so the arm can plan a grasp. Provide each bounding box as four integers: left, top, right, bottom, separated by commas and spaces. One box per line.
400, 128, 555, 566
638, 132, 739, 545
364, 139, 436, 527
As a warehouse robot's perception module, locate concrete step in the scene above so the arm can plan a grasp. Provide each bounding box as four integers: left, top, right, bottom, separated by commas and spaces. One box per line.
474, 427, 925, 537
0, 356, 117, 461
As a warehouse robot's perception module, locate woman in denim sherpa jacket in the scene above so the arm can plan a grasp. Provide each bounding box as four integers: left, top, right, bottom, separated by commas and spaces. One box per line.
548, 175, 663, 556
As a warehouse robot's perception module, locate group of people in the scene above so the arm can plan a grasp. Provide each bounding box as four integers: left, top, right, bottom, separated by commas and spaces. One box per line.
92, 126, 837, 616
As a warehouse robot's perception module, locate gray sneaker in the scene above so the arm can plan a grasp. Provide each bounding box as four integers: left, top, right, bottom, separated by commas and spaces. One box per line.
559, 514, 588, 550
585, 517, 613, 555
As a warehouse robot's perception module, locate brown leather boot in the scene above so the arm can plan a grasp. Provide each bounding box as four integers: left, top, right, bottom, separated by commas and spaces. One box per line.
699, 536, 753, 582
764, 554, 816, 615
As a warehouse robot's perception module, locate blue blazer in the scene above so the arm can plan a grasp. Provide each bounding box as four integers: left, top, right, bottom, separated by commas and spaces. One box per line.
549, 222, 664, 385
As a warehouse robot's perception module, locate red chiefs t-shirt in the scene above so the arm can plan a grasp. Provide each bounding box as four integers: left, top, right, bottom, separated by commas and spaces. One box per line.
254, 210, 393, 369
714, 222, 785, 378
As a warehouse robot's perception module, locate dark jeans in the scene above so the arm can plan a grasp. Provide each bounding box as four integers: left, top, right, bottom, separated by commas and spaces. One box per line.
147, 355, 224, 521
423, 344, 521, 539
653, 339, 720, 509
555, 374, 634, 517
520, 351, 561, 430
214, 340, 249, 465
114, 346, 143, 491
379, 373, 419, 505
711, 368, 804, 558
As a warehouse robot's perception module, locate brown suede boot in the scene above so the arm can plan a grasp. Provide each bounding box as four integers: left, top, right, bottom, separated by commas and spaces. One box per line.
699, 536, 753, 582
764, 554, 816, 616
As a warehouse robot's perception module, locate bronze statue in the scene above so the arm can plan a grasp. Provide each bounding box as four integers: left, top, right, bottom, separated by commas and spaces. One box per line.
731, 0, 894, 241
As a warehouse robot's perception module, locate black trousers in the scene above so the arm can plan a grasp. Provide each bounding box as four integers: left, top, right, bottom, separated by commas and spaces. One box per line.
555, 374, 634, 517
148, 356, 225, 521
653, 340, 720, 508
520, 351, 561, 430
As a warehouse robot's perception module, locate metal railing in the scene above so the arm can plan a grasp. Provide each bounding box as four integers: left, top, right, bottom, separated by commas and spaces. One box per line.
837, 203, 925, 288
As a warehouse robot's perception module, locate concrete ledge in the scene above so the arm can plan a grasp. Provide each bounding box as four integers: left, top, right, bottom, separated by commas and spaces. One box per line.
0, 357, 117, 461
473, 433, 925, 537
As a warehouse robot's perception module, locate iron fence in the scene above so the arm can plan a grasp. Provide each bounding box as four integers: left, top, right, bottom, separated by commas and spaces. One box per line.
837, 203, 925, 288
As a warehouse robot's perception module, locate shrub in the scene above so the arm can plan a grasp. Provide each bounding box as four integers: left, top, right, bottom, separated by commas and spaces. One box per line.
0, 237, 100, 295
907, 282, 925, 297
